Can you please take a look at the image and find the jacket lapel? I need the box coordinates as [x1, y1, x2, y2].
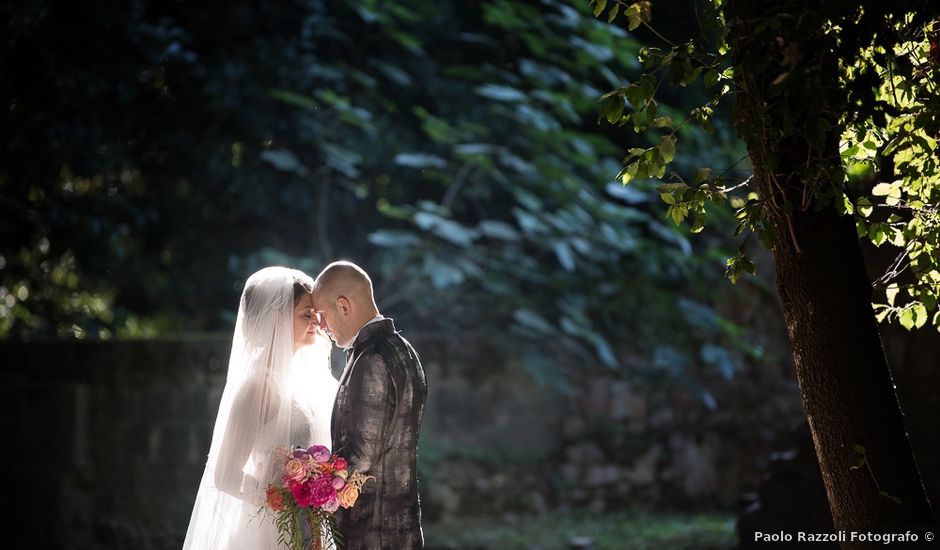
[338, 347, 355, 387]
[336, 318, 396, 388]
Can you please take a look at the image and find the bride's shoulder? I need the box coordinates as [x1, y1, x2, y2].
[230, 374, 285, 411]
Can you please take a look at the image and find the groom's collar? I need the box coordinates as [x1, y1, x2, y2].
[344, 315, 391, 351]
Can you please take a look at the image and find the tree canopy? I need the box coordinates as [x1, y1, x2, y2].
[592, 0, 940, 331]
[3, 0, 759, 398]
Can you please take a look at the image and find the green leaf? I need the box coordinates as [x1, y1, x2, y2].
[602, 95, 625, 124]
[856, 220, 868, 238]
[477, 84, 527, 102]
[856, 196, 873, 218]
[478, 220, 520, 242]
[625, 3, 642, 30]
[638, 74, 656, 102]
[636, 0, 653, 25]
[690, 211, 706, 234]
[659, 135, 677, 164]
[886, 286, 899, 307]
[899, 307, 915, 330]
[724, 253, 756, 284]
[476, 84, 529, 102]
[607, 3, 620, 23]
[643, 99, 658, 126]
[694, 167, 712, 184]
[681, 66, 703, 87]
[649, 158, 666, 179]
[513, 309, 555, 335]
[840, 194, 854, 215]
[868, 223, 887, 247]
[268, 89, 320, 113]
[554, 241, 576, 271]
[841, 145, 859, 160]
[621, 161, 639, 184]
[871, 182, 901, 200]
[368, 230, 421, 248]
[669, 205, 683, 225]
[914, 303, 928, 329]
[593, 0, 608, 18]
[260, 149, 310, 176]
[740, 257, 757, 276]
[394, 153, 447, 169]
[651, 116, 674, 128]
[704, 70, 720, 88]
[626, 147, 648, 160]
[874, 305, 891, 323]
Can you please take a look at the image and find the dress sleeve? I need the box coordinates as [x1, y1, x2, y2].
[213, 379, 274, 501]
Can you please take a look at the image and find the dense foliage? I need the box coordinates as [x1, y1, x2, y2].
[1, 1, 752, 391]
[591, 0, 940, 331]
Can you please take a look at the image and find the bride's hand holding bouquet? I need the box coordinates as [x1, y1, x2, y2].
[263, 444, 372, 550]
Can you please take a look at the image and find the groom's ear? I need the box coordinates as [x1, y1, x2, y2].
[337, 295, 351, 316]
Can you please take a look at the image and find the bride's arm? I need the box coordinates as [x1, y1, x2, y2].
[213, 380, 271, 501]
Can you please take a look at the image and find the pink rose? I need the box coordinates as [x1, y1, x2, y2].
[310, 474, 337, 508]
[283, 457, 307, 483]
[322, 498, 340, 513]
[332, 475, 346, 491]
[291, 479, 315, 508]
[308, 445, 331, 463]
[332, 457, 348, 471]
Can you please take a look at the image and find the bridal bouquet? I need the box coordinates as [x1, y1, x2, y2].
[263, 444, 372, 550]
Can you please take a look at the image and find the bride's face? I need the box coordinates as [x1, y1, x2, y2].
[293, 293, 319, 351]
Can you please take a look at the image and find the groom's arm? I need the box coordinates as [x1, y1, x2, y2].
[342, 353, 397, 475]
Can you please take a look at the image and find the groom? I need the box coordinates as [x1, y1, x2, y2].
[312, 261, 428, 550]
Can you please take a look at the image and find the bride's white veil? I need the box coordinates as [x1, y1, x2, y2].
[183, 266, 337, 550]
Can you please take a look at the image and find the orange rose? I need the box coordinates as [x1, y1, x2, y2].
[265, 485, 285, 511]
[338, 485, 361, 508]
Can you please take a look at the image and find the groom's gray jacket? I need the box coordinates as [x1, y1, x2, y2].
[331, 317, 427, 550]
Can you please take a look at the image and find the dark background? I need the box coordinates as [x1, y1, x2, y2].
[2, 0, 937, 548]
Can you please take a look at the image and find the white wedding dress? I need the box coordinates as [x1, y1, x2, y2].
[183, 268, 338, 550]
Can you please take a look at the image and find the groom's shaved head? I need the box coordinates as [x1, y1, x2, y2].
[314, 261, 375, 305]
[312, 261, 380, 348]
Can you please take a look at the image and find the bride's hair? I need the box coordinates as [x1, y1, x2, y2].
[242, 272, 315, 322]
[292, 275, 315, 304]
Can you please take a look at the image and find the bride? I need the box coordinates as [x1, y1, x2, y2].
[183, 267, 338, 549]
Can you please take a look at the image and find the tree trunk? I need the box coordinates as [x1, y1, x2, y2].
[726, 0, 935, 542]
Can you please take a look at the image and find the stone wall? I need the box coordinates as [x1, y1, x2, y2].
[0, 335, 806, 549]
[419, 343, 806, 521]
[2, 338, 231, 549]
